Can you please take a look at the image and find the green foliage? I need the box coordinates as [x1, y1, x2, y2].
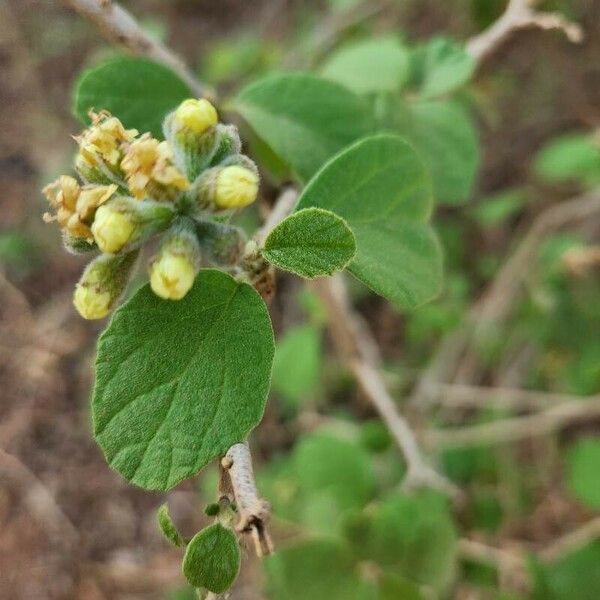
[565, 437, 600, 509]
[271, 324, 322, 408]
[234, 73, 372, 182]
[182, 523, 241, 593]
[412, 37, 475, 99]
[394, 100, 480, 204]
[469, 188, 527, 226]
[157, 503, 185, 547]
[74, 57, 192, 137]
[263, 208, 356, 278]
[92, 270, 274, 490]
[294, 433, 377, 512]
[320, 36, 410, 95]
[265, 538, 366, 600]
[297, 134, 442, 308]
[343, 491, 458, 593]
[376, 574, 425, 600]
[533, 133, 600, 187]
[359, 420, 392, 454]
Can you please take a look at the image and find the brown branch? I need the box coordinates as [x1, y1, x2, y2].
[59, 0, 206, 97]
[221, 443, 273, 557]
[467, 0, 583, 63]
[540, 517, 600, 563]
[426, 395, 600, 448]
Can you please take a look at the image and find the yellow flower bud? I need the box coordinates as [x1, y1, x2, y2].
[150, 254, 196, 300]
[91, 204, 136, 254]
[73, 283, 112, 320]
[214, 166, 259, 209]
[174, 99, 218, 135]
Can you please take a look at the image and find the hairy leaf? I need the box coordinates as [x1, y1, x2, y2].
[74, 57, 192, 137]
[297, 134, 442, 308]
[93, 269, 274, 491]
[157, 503, 184, 547]
[234, 73, 371, 182]
[182, 523, 241, 593]
[264, 208, 356, 278]
[320, 36, 410, 95]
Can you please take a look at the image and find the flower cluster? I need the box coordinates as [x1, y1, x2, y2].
[43, 99, 259, 319]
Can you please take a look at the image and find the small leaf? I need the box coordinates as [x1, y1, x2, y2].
[565, 437, 600, 509]
[297, 134, 442, 308]
[93, 269, 274, 491]
[234, 72, 371, 182]
[157, 503, 184, 547]
[264, 208, 356, 278]
[182, 523, 241, 593]
[320, 36, 410, 95]
[414, 37, 475, 99]
[74, 57, 193, 137]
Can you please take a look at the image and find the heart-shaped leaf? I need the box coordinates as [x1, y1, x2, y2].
[297, 134, 442, 308]
[183, 523, 241, 593]
[264, 208, 356, 278]
[93, 269, 274, 491]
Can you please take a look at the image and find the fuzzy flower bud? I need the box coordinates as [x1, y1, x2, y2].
[121, 134, 190, 201]
[174, 99, 218, 135]
[149, 222, 200, 300]
[91, 196, 175, 254]
[214, 166, 259, 209]
[73, 251, 138, 320]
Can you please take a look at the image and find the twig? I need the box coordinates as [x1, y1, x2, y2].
[59, 0, 205, 97]
[426, 395, 600, 448]
[221, 443, 273, 557]
[467, 0, 583, 63]
[540, 517, 600, 562]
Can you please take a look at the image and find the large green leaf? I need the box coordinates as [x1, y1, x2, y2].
[264, 208, 356, 278]
[297, 134, 442, 308]
[565, 437, 600, 509]
[234, 73, 372, 182]
[182, 523, 241, 593]
[92, 269, 274, 491]
[395, 100, 479, 205]
[320, 36, 410, 95]
[74, 56, 192, 137]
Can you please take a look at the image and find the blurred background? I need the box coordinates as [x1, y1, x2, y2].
[1, 0, 599, 599]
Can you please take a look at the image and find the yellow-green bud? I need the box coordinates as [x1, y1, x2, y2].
[73, 251, 138, 320]
[73, 284, 112, 320]
[92, 204, 136, 254]
[214, 166, 259, 209]
[174, 99, 218, 135]
[150, 254, 196, 300]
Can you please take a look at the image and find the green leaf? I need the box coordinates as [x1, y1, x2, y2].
[92, 269, 274, 491]
[264, 208, 356, 278]
[377, 574, 425, 600]
[234, 72, 371, 182]
[396, 100, 479, 205]
[320, 36, 410, 95]
[533, 133, 600, 187]
[272, 324, 322, 408]
[297, 134, 442, 308]
[157, 503, 185, 547]
[74, 57, 193, 137]
[182, 523, 241, 593]
[414, 37, 475, 99]
[342, 491, 458, 594]
[469, 188, 526, 226]
[265, 538, 366, 600]
[294, 433, 376, 511]
[565, 437, 600, 509]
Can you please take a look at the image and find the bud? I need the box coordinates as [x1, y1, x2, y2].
[73, 250, 138, 319]
[91, 196, 175, 254]
[120, 134, 190, 201]
[173, 99, 218, 135]
[195, 219, 245, 266]
[215, 166, 259, 209]
[149, 222, 200, 300]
